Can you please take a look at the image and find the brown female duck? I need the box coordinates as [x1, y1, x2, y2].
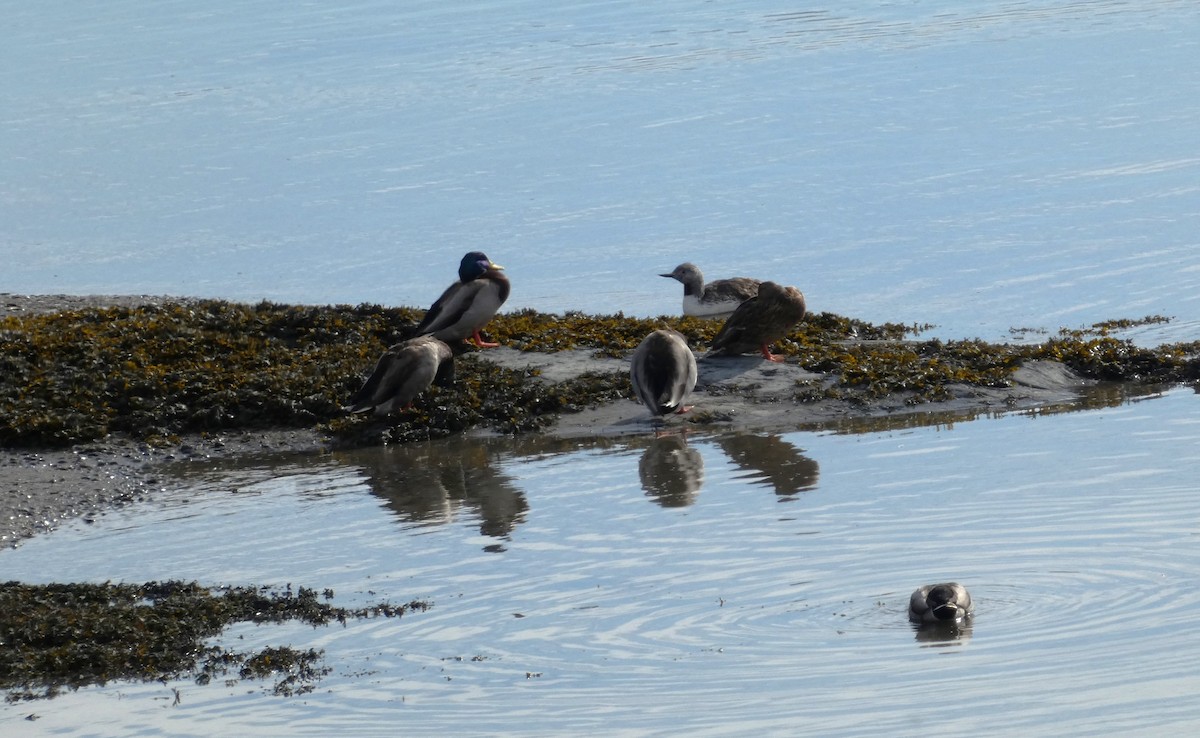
[706, 281, 806, 362]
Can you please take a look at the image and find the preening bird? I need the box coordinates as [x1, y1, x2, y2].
[630, 328, 698, 418]
[706, 281, 806, 362]
[660, 262, 761, 318]
[345, 335, 456, 416]
[416, 251, 510, 347]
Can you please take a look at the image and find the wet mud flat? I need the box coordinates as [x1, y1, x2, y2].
[0, 353, 1090, 545]
[485, 347, 1098, 438]
[3, 293, 1198, 547]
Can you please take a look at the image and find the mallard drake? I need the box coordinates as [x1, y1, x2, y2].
[630, 328, 698, 417]
[660, 262, 761, 318]
[908, 583, 973, 624]
[345, 335, 456, 416]
[706, 281, 806, 362]
[416, 251, 510, 347]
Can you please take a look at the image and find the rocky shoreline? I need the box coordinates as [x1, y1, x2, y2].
[1, 295, 335, 545]
[1, 293, 1190, 547]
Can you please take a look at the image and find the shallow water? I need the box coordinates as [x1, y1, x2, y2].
[3, 388, 1200, 736]
[4, 1, 1200, 735]
[5, 0, 1200, 341]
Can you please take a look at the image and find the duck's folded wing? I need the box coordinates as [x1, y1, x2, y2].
[709, 315, 751, 352]
[345, 342, 433, 412]
[415, 281, 466, 334]
[659, 340, 696, 409]
[345, 350, 398, 413]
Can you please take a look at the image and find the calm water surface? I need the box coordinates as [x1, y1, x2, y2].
[4, 0, 1199, 341]
[3, 388, 1200, 736]
[4, 1, 1200, 735]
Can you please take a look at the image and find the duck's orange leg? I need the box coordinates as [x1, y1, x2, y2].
[760, 343, 785, 362]
[471, 330, 500, 348]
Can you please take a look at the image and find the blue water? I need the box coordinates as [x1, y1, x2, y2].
[3, 1, 1200, 735]
[3, 389, 1200, 736]
[4, 0, 1199, 341]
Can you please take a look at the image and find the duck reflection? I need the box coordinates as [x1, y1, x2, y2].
[336, 437, 527, 541]
[715, 434, 819, 497]
[639, 434, 704, 507]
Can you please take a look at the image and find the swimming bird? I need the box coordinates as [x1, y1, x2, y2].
[706, 281, 806, 362]
[660, 262, 761, 318]
[630, 328, 698, 418]
[345, 335, 456, 416]
[416, 251, 510, 347]
[908, 583, 973, 625]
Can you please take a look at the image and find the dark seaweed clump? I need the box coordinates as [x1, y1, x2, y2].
[0, 301, 639, 448]
[1, 300, 1197, 448]
[793, 316, 1200, 405]
[0, 301, 403, 447]
[0, 581, 429, 701]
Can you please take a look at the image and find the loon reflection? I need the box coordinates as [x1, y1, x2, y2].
[912, 617, 974, 646]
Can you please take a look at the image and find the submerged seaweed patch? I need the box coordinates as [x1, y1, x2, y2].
[1, 301, 1197, 448]
[0, 581, 429, 701]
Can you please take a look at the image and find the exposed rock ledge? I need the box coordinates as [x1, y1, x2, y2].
[0, 293, 1177, 546]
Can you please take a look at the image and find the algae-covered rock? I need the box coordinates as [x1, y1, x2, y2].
[1, 299, 1197, 449]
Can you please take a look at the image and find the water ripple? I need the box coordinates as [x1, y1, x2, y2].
[5, 392, 1200, 735]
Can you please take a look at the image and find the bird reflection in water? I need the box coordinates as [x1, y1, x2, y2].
[336, 438, 527, 548]
[639, 433, 704, 507]
[912, 619, 974, 647]
[715, 434, 820, 497]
